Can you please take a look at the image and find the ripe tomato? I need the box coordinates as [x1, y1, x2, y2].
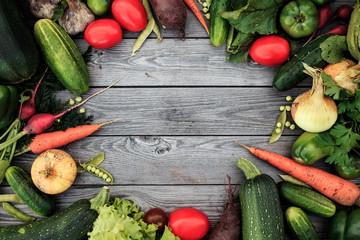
[111, 0, 147, 32]
[249, 35, 290, 66]
[143, 208, 168, 233]
[168, 208, 210, 240]
[84, 19, 122, 49]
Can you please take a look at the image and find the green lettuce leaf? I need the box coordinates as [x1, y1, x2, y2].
[160, 226, 180, 240]
[221, 0, 286, 35]
[88, 198, 157, 240]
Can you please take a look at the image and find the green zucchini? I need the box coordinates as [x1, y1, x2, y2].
[0, 200, 97, 240]
[285, 206, 319, 240]
[273, 33, 333, 91]
[238, 157, 285, 240]
[278, 181, 336, 217]
[0, 0, 39, 84]
[5, 166, 55, 217]
[328, 210, 347, 240]
[210, 0, 231, 47]
[347, 2, 360, 61]
[33, 19, 89, 95]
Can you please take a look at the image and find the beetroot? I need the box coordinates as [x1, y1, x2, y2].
[208, 176, 241, 240]
[149, 0, 187, 37]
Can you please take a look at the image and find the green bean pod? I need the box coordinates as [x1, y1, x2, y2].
[2, 202, 35, 223]
[347, 2, 360, 61]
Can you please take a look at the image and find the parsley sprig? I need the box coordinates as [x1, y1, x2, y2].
[313, 73, 360, 167]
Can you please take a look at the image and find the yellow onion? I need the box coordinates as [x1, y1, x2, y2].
[291, 63, 338, 133]
[323, 59, 360, 94]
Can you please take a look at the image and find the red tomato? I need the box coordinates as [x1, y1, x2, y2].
[168, 208, 210, 240]
[249, 35, 290, 66]
[111, 0, 147, 32]
[84, 19, 122, 49]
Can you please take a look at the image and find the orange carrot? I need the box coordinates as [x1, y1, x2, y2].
[19, 119, 121, 155]
[235, 141, 360, 206]
[183, 0, 209, 35]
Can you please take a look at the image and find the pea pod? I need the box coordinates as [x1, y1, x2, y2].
[81, 163, 114, 185]
[269, 109, 286, 144]
[2, 202, 35, 223]
[347, 1, 360, 61]
[77, 152, 105, 173]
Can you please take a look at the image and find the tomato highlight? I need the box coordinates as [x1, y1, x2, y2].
[111, 0, 147, 32]
[84, 19, 123, 49]
[249, 35, 290, 66]
[168, 207, 210, 240]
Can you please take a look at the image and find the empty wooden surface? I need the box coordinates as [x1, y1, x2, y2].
[1, 0, 359, 239]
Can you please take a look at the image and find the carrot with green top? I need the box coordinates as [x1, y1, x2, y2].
[183, 0, 209, 34]
[235, 141, 360, 206]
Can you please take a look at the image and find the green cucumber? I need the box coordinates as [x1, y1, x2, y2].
[238, 158, 285, 240]
[0, 200, 97, 240]
[278, 181, 336, 217]
[0, 0, 39, 84]
[5, 166, 55, 217]
[210, 0, 231, 47]
[33, 19, 89, 95]
[285, 206, 319, 240]
[273, 33, 334, 91]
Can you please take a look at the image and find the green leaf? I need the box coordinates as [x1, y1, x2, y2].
[227, 32, 256, 63]
[330, 124, 360, 152]
[320, 35, 347, 64]
[324, 147, 350, 166]
[312, 132, 335, 156]
[221, 0, 286, 35]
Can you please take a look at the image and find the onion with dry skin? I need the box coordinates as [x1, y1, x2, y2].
[291, 63, 338, 133]
[28, 0, 61, 19]
[323, 59, 360, 94]
[31, 149, 77, 195]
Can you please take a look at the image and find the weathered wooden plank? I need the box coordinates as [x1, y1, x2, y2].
[0, 185, 332, 239]
[55, 87, 306, 135]
[13, 136, 359, 187]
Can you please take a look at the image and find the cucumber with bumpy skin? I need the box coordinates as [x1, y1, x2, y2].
[34, 19, 89, 95]
[285, 206, 319, 240]
[273, 33, 333, 91]
[210, 0, 231, 47]
[278, 181, 336, 217]
[5, 166, 55, 217]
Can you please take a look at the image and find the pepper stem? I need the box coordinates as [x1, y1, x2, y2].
[237, 157, 262, 179]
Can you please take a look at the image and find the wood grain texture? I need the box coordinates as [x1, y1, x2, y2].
[55, 87, 306, 135]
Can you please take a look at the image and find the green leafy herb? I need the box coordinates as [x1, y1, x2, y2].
[160, 226, 180, 240]
[320, 35, 347, 64]
[227, 31, 256, 63]
[314, 74, 360, 167]
[221, 0, 286, 35]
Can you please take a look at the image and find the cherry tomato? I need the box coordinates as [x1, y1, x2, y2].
[111, 0, 147, 32]
[143, 208, 168, 233]
[84, 19, 122, 49]
[168, 208, 210, 240]
[249, 35, 290, 66]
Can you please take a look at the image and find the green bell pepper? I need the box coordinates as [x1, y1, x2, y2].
[328, 209, 360, 240]
[291, 132, 330, 165]
[279, 0, 319, 38]
[0, 85, 19, 130]
[334, 154, 360, 179]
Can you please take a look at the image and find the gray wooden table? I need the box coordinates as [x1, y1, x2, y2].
[1, 0, 359, 239]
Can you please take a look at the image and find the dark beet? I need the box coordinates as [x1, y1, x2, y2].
[208, 176, 241, 240]
[149, 0, 187, 38]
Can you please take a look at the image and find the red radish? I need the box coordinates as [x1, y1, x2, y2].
[235, 141, 360, 206]
[326, 25, 348, 35]
[334, 5, 353, 20]
[17, 119, 121, 155]
[303, 4, 332, 46]
[0, 78, 122, 152]
[20, 68, 48, 120]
